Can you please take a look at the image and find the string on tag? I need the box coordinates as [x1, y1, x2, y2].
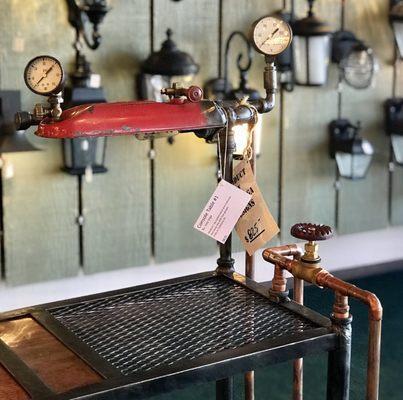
[241, 100, 259, 162]
[217, 106, 230, 181]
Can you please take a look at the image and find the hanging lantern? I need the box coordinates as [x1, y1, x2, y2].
[385, 98, 403, 165]
[390, 1, 403, 57]
[138, 29, 199, 101]
[271, 10, 295, 91]
[329, 119, 374, 179]
[292, 0, 332, 86]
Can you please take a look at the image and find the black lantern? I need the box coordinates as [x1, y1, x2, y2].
[205, 31, 263, 157]
[66, 0, 110, 50]
[329, 119, 374, 179]
[385, 98, 403, 165]
[292, 0, 332, 86]
[138, 29, 199, 101]
[390, 0, 403, 57]
[271, 9, 294, 91]
[64, 0, 109, 179]
[63, 54, 107, 178]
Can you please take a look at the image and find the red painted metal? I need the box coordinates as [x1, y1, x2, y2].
[36, 100, 225, 139]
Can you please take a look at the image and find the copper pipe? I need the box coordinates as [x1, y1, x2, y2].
[244, 371, 254, 400]
[262, 249, 383, 400]
[293, 277, 304, 400]
[315, 273, 382, 321]
[272, 264, 287, 293]
[244, 127, 256, 400]
[333, 292, 350, 320]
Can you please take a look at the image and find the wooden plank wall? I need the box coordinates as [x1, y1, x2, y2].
[81, 0, 151, 273]
[281, 0, 340, 242]
[0, 0, 400, 285]
[338, 0, 393, 234]
[1, 1, 79, 285]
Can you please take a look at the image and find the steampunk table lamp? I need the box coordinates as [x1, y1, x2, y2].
[8, 17, 382, 400]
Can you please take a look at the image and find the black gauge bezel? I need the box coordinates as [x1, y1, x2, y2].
[24, 55, 65, 96]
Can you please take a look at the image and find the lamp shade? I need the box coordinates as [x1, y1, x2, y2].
[138, 29, 199, 101]
[292, 2, 332, 86]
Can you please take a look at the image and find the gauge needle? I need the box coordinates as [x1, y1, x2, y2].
[261, 28, 280, 46]
[33, 63, 56, 88]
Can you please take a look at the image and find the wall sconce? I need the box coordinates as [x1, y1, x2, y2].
[66, 0, 110, 50]
[390, 0, 403, 57]
[385, 98, 403, 165]
[332, 31, 376, 90]
[64, 0, 109, 181]
[137, 29, 199, 101]
[329, 119, 374, 179]
[204, 31, 263, 158]
[0, 91, 39, 179]
[292, 0, 332, 86]
[271, 9, 294, 92]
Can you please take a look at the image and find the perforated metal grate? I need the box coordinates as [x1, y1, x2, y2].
[50, 276, 318, 376]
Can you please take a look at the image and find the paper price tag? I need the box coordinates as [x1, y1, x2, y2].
[233, 160, 279, 255]
[194, 180, 252, 244]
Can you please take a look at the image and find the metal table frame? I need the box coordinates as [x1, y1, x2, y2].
[0, 270, 339, 400]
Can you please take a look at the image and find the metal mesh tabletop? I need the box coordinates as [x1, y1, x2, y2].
[49, 276, 319, 376]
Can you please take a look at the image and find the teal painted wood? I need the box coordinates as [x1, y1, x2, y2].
[391, 60, 403, 226]
[3, 138, 80, 285]
[153, 0, 219, 263]
[222, 0, 282, 252]
[1, 1, 79, 285]
[82, 0, 151, 273]
[338, 0, 393, 234]
[281, 0, 340, 243]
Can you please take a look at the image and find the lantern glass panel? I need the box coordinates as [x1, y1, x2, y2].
[63, 137, 106, 172]
[335, 152, 372, 179]
[393, 20, 403, 57]
[293, 35, 331, 85]
[391, 134, 403, 164]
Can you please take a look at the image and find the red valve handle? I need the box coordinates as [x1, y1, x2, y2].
[290, 223, 333, 242]
[186, 86, 203, 102]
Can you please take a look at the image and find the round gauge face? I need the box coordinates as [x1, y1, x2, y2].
[251, 16, 292, 56]
[24, 55, 65, 95]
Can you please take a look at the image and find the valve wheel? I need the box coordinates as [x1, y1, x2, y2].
[290, 223, 333, 242]
[186, 86, 203, 102]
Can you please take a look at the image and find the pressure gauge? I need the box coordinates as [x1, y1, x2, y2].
[24, 55, 65, 96]
[251, 16, 292, 56]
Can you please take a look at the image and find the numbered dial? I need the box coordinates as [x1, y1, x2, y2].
[251, 16, 292, 56]
[24, 55, 65, 95]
